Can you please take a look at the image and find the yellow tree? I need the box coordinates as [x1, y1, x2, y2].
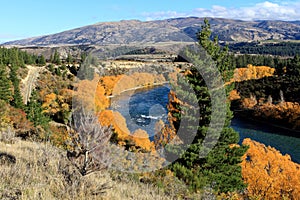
[242, 138, 300, 199]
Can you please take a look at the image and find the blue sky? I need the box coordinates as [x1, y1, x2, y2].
[1, 0, 300, 43]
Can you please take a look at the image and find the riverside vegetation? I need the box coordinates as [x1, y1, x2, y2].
[0, 19, 300, 199]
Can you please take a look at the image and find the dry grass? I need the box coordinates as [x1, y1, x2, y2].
[0, 139, 173, 200]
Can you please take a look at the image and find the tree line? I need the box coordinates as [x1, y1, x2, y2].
[228, 41, 300, 56]
[0, 47, 46, 66]
[235, 55, 300, 103]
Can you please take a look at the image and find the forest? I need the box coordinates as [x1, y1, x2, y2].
[228, 41, 300, 56]
[233, 55, 300, 131]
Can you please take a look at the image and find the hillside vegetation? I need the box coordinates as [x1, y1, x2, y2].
[0, 139, 171, 200]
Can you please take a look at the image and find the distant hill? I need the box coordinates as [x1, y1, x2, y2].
[3, 17, 300, 47]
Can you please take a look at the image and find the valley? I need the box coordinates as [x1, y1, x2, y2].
[0, 16, 300, 199]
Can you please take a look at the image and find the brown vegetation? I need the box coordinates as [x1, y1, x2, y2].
[0, 139, 171, 200]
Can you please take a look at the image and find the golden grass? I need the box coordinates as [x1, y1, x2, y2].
[0, 139, 172, 199]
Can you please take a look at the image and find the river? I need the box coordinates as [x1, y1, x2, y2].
[111, 85, 300, 163]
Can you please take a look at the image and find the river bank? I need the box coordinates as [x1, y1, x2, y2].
[233, 110, 300, 138]
[108, 81, 169, 98]
[231, 116, 300, 163]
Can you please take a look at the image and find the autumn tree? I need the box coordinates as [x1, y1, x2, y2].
[41, 89, 72, 124]
[8, 106, 33, 136]
[242, 138, 300, 199]
[73, 74, 110, 112]
[154, 119, 177, 150]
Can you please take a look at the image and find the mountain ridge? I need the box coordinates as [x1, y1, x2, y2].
[3, 17, 300, 46]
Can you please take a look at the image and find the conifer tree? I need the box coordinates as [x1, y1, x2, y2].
[37, 55, 46, 66]
[26, 90, 50, 128]
[77, 54, 98, 80]
[0, 65, 13, 103]
[52, 50, 61, 65]
[66, 53, 73, 64]
[287, 54, 300, 76]
[169, 19, 248, 193]
[9, 65, 24, 109]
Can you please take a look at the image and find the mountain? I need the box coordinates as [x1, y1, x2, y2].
[3, 17, 300, 46]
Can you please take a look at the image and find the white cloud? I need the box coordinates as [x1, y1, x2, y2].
[142, 1, 300, 21]
[142, 11, 186, 21]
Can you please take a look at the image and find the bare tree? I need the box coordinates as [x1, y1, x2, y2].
[67, 107, 112, 176]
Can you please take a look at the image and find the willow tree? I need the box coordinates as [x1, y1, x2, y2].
[168, 19, 248, 193]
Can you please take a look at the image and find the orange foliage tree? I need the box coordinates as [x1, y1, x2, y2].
[41, 89, 73, 123]
[99, 75, 123, 95]
[154, 120, 177, 149]
[253, 102, 300, 130]
[49, 124, 69, 149]
[73, 74, 110, 112]
[98, 110, 155, 152]
[98, 110, 131, 142]
[241, 138, 300, 199]
[99, 73, 166, 96]
[231, 64, 275, 82]
[8, 106, 33, 134]
[132, 129, 155, 152]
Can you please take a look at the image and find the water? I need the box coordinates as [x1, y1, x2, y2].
[111, 85, 300, 163]
[232, 117, 300, 163]
[110, 85, 170, 140]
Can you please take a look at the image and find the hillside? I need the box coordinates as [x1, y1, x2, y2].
[0, 139, 172, 200]
[3, 17, 300, 46]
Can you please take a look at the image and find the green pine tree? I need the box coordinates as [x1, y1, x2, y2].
[287, 54, 300, 76]
[26, 90, 50, 129]
[168, 19, 248, 193]
[66, 53, 73, 64]
[9, 65, 24, 109]
[37, 55, 46, 66]
[77, 54, 97, 80]
[0, 65, 13, 103]
[52, 50, 61, 65]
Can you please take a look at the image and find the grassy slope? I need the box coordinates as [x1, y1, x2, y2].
[0, 139, 171, 200]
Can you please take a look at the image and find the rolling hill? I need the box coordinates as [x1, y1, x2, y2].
[3, 17, 300, 47]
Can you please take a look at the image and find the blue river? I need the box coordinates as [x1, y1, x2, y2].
[111, 85, 300, 163]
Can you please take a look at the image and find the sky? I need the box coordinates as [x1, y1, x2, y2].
[1, 0, 300, 43]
